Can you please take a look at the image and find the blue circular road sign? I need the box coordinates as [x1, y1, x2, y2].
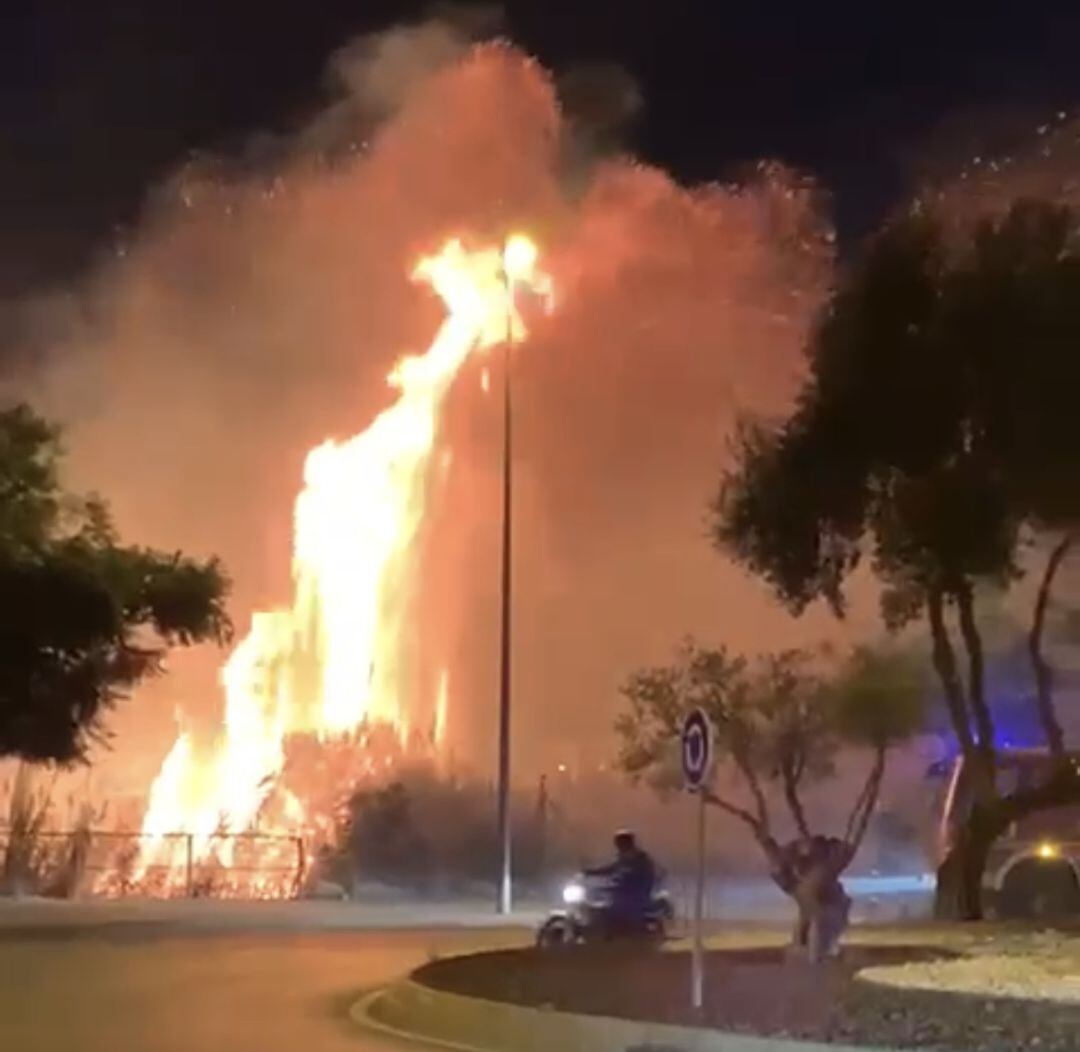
[681, 708, 713, 789]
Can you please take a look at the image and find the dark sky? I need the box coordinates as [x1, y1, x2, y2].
[5, 1, 1080, 297]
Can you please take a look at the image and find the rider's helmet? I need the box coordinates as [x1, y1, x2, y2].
[614, 829, 637, 853]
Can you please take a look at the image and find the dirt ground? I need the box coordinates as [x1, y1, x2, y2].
[415, 925, 1080, 1051]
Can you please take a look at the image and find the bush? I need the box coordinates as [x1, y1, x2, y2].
[323, 767, 569, 896]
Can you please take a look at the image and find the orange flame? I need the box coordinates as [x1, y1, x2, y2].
[132, 235, 551, 891]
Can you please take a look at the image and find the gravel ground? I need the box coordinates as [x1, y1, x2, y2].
[415, 927, 1080, 1051]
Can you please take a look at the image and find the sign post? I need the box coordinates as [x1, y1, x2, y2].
[680, 708, 713, 1013]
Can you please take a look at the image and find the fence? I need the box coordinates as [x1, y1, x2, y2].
[0, 828, 306, 899]
[662, 872, 934, 924]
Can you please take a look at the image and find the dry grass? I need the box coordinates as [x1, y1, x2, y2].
[863, 926, 1080, 1001]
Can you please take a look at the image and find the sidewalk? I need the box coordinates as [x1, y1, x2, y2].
[0, 895, 544, 932]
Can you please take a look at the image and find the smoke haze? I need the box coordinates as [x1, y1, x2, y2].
[2, 16, 849, 808]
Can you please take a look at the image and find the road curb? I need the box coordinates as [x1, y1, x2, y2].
[350, 977, 900, 1052]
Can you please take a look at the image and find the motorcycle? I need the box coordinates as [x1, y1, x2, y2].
[536, 871, 674, 948]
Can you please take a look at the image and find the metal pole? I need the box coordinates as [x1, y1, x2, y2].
[295, 836, 306, 898]
[496, 243, 514, 915]
[536, 774, 548, 879]
[691, 787, 706, 1011]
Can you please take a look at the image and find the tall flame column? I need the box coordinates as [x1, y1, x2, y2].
[128, 237, 551, 897]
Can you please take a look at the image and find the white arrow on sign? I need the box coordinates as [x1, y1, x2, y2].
[680, 707, 713, 789]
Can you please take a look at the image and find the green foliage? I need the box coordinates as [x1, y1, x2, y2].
[0, 404, 232, 764]
[716, 199, 1080, 628]
[0, 405, 64, 553]
[616, 641, 924, 798]
[826, 646, 927, 748]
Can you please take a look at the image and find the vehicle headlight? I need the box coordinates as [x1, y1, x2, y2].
[562, 882, 585, 905]
[1037, 841, 1061, 860]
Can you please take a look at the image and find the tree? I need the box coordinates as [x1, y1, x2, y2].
[616, 642, 924, 953]
[715, 200, 1080, 918]
[0, 404, 231, 763]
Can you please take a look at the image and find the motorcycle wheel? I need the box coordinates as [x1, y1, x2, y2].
[536, 916, 577, 949]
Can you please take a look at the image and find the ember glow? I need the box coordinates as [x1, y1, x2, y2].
[127, 235, 551, 894]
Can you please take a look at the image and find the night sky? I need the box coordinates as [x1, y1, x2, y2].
[5, 2, 1080, 297]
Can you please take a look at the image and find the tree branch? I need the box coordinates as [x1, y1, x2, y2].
[792, 751, 806, 786]
[700, 788, 787, 883]
[730, 734, 771, 834]
[1029, 532, 1073, 760]
[927, 586, 976, 756]
[844, 744, 886, 854]
[700, 788, 764, 835]
[842, 762, 875, 844]
[780, 756, 811, 838]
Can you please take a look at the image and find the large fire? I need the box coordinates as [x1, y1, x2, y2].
[126, 235, 551, 895]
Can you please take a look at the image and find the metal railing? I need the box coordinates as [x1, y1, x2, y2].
[0, 828, 306, 899]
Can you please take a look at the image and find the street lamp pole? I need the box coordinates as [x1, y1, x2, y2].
[496, 241, 515, 916]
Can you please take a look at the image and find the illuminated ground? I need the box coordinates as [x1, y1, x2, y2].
[8, 900, 1080, 1051]
[0, 884, 929, 1052]
[0, 900, 533, 1052]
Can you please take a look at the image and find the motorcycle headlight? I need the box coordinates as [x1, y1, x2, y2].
[562, 882, 585, 905]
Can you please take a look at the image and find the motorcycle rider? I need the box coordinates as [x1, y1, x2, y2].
[584, 829, 657, 932]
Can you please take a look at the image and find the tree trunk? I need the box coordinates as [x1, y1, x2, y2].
[927, 587, 976, 756]
[933, 808, 997, 920]
[770, 841, 851, 961]
[1029, 532, 1073, 759]
[956, 581, 995, 757]
[785, 870, 850, 962]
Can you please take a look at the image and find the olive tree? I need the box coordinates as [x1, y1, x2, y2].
[617, 642, 924, 954]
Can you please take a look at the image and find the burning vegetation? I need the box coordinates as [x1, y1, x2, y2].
[129, 236, 552, 895]
[1, 24, 830, 898]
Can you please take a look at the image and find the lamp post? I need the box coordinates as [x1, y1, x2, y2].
[496, 240, 515, 915]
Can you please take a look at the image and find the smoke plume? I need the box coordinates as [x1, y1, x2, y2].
[2, 16, 838, 799]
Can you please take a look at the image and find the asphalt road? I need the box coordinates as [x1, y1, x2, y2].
[0, 879, 932, 1052]
[0, 903, 533, 1052]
